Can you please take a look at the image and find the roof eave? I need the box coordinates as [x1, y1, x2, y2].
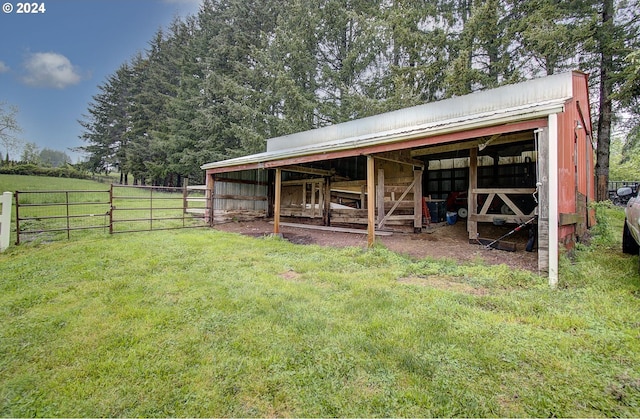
[201, 100, 566, 171]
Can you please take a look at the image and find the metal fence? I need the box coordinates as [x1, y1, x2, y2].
[13, 184, 210, 244]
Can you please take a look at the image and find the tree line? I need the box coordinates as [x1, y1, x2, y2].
[77, 0, 639, 198]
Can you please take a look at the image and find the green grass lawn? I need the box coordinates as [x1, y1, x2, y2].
[1, 177, 639, 417]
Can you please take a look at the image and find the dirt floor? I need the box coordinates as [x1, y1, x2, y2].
[212, 218, 539, 272]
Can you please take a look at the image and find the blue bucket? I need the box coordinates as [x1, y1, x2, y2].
[446, 211, 458, 225]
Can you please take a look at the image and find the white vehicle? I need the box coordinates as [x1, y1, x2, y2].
[623, 187, 640, 272]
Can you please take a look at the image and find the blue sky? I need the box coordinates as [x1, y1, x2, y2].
[0, 0, 202, 162]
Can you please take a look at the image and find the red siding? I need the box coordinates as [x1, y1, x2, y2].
[557, 72, 595, 245]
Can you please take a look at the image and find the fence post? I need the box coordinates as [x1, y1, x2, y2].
[0, 191, 12, 252]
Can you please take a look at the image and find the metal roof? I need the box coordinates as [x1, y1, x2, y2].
[202, 71, 579, 171]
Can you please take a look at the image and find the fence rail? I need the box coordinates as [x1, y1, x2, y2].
[13, 184, 210, 244]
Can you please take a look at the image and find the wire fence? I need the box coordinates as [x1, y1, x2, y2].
[14, 184, 210, 244]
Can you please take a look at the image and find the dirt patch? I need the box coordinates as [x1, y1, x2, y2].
[212, 218, 539, 272]
[279, 270, 302, 281]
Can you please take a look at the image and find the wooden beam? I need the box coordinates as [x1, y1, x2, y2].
[472, 188, 536, 194]
[469, 214, 537, 223]
[207, 173, 215, 226]
[282, 165, 334, 177]
[323, 177, 331, 226]
[271, 221, 393, 236]
[559, 213, 584, 226]
[212, 194, 267, 201]
[536, 127, 550, 277]
[411, 131, 534, 157]
[468, 147, 478, 241]
[204, 118, 548, 174]
[282, 178, 325, 186]
[376, 168, 385, 226]
[378, 177, 417, 229]
[414, 169, 423, 231]
[274, 168, 282, 235]
[367, 156, 376, 247]
[374, 153, 424, 169]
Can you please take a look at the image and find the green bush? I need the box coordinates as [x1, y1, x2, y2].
[0, 164, 90, 179]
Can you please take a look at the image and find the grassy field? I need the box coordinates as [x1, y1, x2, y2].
[1, 176, 639, 417]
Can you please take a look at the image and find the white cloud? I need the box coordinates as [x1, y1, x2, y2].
[163, 0, 200, 4]
[162, 0, 201, 13]
[21, 52, 82, 89]
[0, 61, 9, 73]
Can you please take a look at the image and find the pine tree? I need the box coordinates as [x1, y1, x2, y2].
[78, 63, 134, 182]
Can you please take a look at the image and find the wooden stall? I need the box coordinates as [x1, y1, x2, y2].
[202, 71, 595, 285]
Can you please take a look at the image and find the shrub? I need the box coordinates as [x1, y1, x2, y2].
[0, 164, 90, 180]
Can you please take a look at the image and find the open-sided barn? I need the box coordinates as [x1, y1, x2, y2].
[201, 71, 595, 286]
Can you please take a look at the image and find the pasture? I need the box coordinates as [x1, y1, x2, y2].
[0, 175, 639, 417]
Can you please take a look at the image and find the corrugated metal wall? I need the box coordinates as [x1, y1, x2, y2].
[213, 170, 268, 212]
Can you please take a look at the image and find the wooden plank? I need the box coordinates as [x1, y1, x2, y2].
[376, 168, 385, 226]
[274, 168, 281, 234]
[324, 177, 331, 226]
[374, 153, 424, 169]
[282, 165, 334, 177]
[497, 193, 525, 216]
[468, 147, 478, 240]
[472, 188, 537, 194]
[333, 180, 367, 188]
[311, 181, 316, 218]
[469, 214, 536, 224]
[212, 194, 268, 201]
[537, 127, 549, 275]
[479, 192, 495, 215]
[411, 131, 534, 157]
[414, 169, 423, 230]
[367, 156, 376, 247]
[559, 212, 584, 226]
[207, 174, 215, 226]
[283, 178, 325, 186]
[473, 238, 517, 252]
[271, 221, 393, 236]
[378, 177, 416, 228]
[384, 185, 415, 194]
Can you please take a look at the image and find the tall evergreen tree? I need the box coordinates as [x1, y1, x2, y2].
[78, 63, 134, 182]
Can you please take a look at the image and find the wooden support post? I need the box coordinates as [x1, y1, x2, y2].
[413, 168, 423, 231]
[468, 147, 478, 240]
[367, 156, 376, 247]
[323, 177, 331, 226]
[274, 168, 282, 235]
[302, 181, 307, 214]
[376, 168, 385, 227]
[206, 173, 215, 226]
[537, 128, 550, 276]
[310, 181, 316, 218]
